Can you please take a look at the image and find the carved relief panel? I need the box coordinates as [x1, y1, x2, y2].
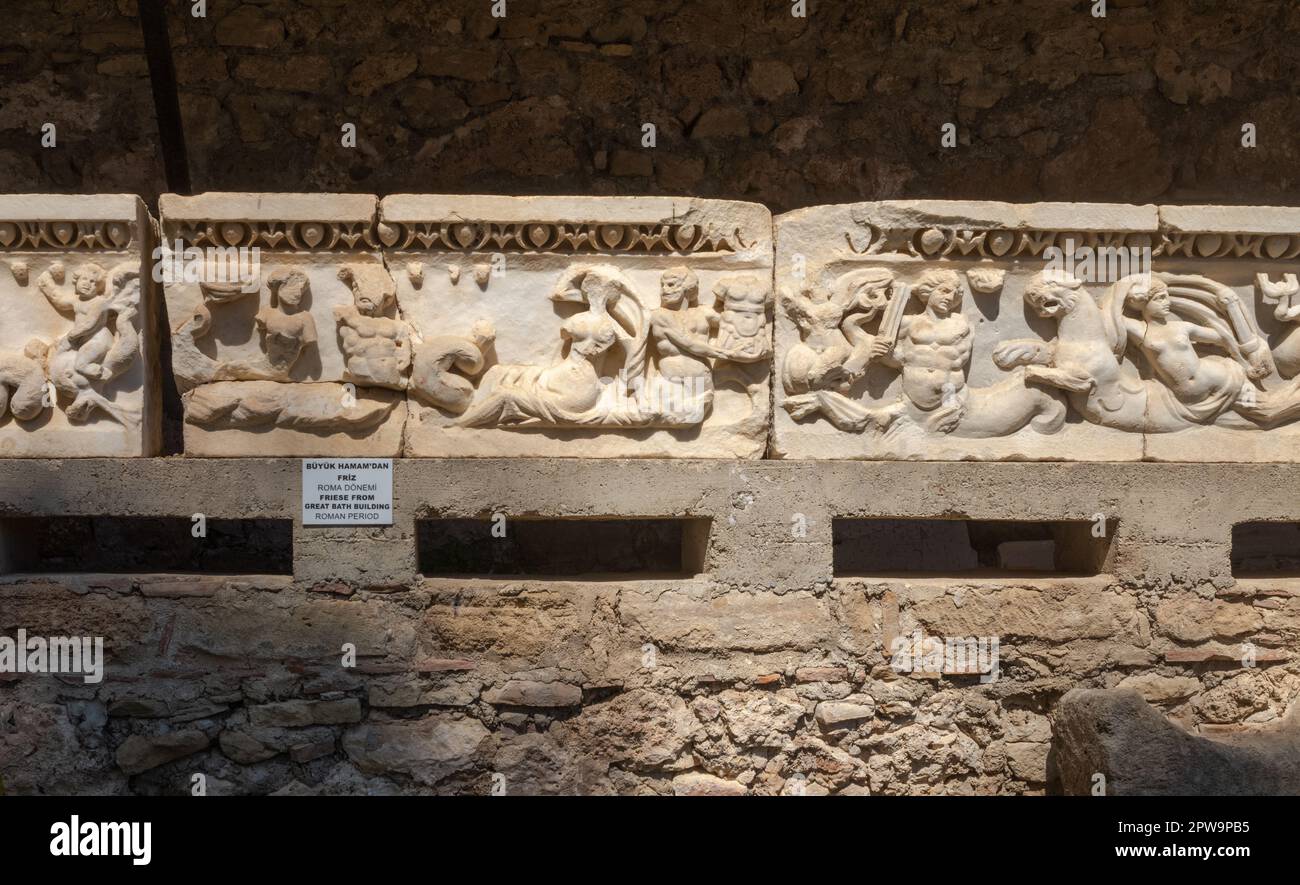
[159, 194, 406, 456]
[0, 195, 160, 457]
[1146, 205, 1300, 461]
[381, 195, 773, 457]
[774, 201, 1300, 461]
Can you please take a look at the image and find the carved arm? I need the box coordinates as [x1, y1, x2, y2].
[36, 262, 76, 316]
[651, 313, 731, 361]
[992, 337, 1056, 370]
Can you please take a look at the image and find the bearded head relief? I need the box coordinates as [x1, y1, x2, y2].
[660, 266, 699, 308]
[966, 267, 1006, 295]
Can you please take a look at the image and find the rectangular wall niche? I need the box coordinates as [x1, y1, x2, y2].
[832, 518, 1114, 577]
[417, 517, 711, 579]
[1231, 521, 1300, 577]
[0, 516, 292, 576]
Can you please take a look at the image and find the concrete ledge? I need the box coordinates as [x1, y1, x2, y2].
[0, 459, 1297, 590]
[1, 460, 1296, 795]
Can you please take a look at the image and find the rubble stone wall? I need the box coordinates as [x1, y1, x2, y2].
[2, 459, 1296, 795]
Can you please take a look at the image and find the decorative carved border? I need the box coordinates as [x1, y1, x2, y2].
[1161, 231, 1300, 260]
[160, 218, 748, 255]
[846, 224, 1155, 259]
[377, 220, 748, 254]
[161, 220, 383, 252]
[0, 220, 140, 252]
[848, 224, 1300, 261]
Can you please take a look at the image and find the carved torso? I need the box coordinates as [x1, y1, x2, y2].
[895, 311, 972, 411]
[335, 306, 411, 388]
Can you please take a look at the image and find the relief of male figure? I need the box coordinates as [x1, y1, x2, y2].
[333, 265, 411, 390]
[858, 268, 1065, 438]
[646, 267, 728, 421]
[869, 269, 973, 432]
[646, 267, 771, 423]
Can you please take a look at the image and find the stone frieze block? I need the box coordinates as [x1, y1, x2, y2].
[159, 193, 405, 457]
[0, 194, 160, 457]
[774, 200, 1300, 461]
[382, 195, 773, 457]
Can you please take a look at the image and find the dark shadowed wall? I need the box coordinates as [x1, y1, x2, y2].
[4, 0, 1299, 208]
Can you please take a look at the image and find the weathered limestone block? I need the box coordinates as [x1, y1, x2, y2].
[617, 587, 834, 653]
[247, 698, 362, 727]
[483, 679, 583, 708]
[381, 195, 773, 457]
[1053, 688, 1300, 795]
[672, 771, 748, 796]
[342, 715, 489, 785]
[158, 193, 405, 456]
[0, 195, 160, 456]
[774, 200, 1300, 461]
[115, 729, 210, 775]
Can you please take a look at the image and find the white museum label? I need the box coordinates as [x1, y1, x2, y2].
[301, 459, 393, 526]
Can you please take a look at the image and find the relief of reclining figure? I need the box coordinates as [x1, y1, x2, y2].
[183, 379, 399, 431]
[995, 271, 1300, 432]
[458, 264, 769, 429]
[458, 265, 652, 427]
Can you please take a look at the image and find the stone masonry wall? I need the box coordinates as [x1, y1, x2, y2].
[5, 1, 1300, 209]
[2, 459, 1297, 795]
[1, 1, 164, 199]
[5, 0, 1300, 797]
